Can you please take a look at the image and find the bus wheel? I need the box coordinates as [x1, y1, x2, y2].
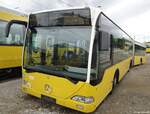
[110, 70, 119, 94]
[128, 60, 133, 72]
[130, 60, 133, 68]
[140, 58, 143, 64]
[113, 75, 118, 88]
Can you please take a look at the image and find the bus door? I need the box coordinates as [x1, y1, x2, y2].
[91, 30, 112, 101]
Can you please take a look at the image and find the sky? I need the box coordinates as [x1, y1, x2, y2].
[0, 0, 150, 43]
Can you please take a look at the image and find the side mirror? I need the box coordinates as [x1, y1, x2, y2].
[5, 20, 27, 37]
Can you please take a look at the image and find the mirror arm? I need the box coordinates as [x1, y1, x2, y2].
[5, 20, 27, 37]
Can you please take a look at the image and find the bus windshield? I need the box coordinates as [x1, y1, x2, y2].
[24, 9, 92, 81]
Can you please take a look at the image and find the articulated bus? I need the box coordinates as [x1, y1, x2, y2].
[6, 7, 134, 113]
[134, 41, 146, 66]
[0, 6, 27, 75]
[145, 42, 150, 53]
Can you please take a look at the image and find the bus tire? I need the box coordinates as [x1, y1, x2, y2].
[110, 70, 119, 94]
[140, 58, 143, 64]
[128, 60, 133, 72]
[130, 60, 133, 68]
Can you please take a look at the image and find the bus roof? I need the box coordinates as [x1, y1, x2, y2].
[30, 6, 100, 15]
[0, 6, 27, 16]
[0, 6, 27, 21]
[135, 41, 146, 48]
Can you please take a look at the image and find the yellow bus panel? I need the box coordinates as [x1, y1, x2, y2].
[0, 11, 27, 21]
[0, 46, 22, 69]
[146, 48, 150, 53]
[134, 56, 146, 66]
[22, 57, 131, 113]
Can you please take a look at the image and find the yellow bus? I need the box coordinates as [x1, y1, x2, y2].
[0, 6, 27, 75]
[145, 42, 150, 53]
[6, 7, 134, 113]
[134, 41, 146, 65]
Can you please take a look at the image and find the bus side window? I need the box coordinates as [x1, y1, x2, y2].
[0, 21, 7, 38]
[98, 31, 112, 81]
[9, 24, 25, 45]
[99, 31, 110, 51]
[91, 30, 112, 83]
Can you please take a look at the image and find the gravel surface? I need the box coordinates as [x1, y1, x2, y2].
[0, 56, 150, 114]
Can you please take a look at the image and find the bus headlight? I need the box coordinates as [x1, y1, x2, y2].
[71, 96, 94, 104]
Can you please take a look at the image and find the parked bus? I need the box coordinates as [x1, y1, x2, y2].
[145, 42, 150, 53]
[0, 6, 27, 75]
[6, 7, 134, 113]
[134, 41, 146, 65]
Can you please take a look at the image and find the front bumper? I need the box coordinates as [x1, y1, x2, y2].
[22, 86, 96, 113]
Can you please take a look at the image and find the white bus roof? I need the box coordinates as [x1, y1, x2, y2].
[0, 6, 27, 16]
[135, 41, 146, 48]
[30, 6, 101, 15]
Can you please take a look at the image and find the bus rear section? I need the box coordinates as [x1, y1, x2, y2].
[146, 48, 150, 53]
[134, 42, 146, 66]
[0, 8, 27, 74]
[145, 42, 150, 53]
[18, 7, 134, 113]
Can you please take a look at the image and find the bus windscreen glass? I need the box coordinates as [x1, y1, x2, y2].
[24, 8, 93, 81]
